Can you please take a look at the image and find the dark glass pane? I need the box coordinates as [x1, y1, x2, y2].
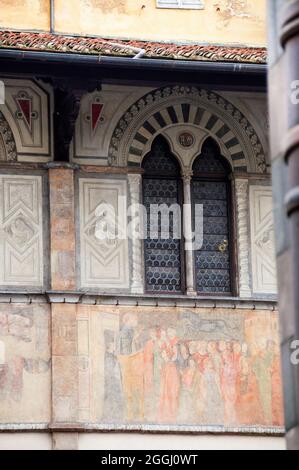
[193, 180, 231, 293]
[142, 137, 182, 293]
[193, 138, 229, 174]
[192, 139, 232, 295]
[142, 136, 180, 175]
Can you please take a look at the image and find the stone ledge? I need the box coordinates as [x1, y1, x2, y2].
[0, 291, 278, 310]
[0, 422, 285, 436]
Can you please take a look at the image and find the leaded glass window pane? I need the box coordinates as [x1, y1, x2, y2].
[192, 138, 232, 294]
[142, 137, 183, 293]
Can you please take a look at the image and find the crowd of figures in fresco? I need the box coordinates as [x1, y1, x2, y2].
[103, 311, 284, 428]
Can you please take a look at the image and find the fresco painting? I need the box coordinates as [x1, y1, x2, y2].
[93, 307, 284, 429]
[0, 303, 51, 423]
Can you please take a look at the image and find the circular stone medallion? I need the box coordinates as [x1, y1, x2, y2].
[178, 131, 194, 148]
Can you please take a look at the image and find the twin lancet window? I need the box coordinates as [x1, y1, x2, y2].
[142, 135, 233, 295]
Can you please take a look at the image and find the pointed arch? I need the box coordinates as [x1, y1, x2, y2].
[109, 86, 267, 174]
[142, 134, 181, 175]
[192, 137, 232, 175]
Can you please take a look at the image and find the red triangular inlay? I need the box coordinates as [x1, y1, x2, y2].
[91, 103, 103, 132]
[17, 98, 31, 129]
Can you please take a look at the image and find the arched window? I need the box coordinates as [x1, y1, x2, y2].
[192, 138, 233, 295]
[142, 136, 183, 293]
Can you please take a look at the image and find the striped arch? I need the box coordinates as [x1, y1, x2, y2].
[108, 87, 267, 174]
[129, 103, 246, 171]
[0, 111, 17, 161]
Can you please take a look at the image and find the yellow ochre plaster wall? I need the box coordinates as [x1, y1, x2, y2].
[0, 0, 266, 46]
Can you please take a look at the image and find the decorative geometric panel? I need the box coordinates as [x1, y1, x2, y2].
[79, 178, 129, 289]
[84, 97, 104, 134]
[192, 180, 231, 294]
[1, 79, 52, 161]
[250, 186, 277, 295]
[0, 174, 43, 287]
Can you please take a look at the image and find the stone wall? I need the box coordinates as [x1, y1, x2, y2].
[0, 78, 283, 449]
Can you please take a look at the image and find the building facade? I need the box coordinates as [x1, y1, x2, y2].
[0, 0, 285, 450]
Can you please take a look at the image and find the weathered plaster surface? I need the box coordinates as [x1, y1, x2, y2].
[0, 0, 49, 31]
[0, 0, 266, 46]
[51, 303, 283, 432]
[0, 303, 51, 424]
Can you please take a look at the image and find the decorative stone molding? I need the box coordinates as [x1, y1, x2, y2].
[0, 173, 44, 287]
[78, 177, 130, 290]
[249, 185, 277, 295]
[0, 291, 278, 309]
[108, 86, 267, 174]
[1, 79, 53, 161]
[181, 168, 196, 296]
[235, 179, 252, 298]
[181, 167, 193, 183]
[0, 112, 17, 161]
[128, 173, 144, 294]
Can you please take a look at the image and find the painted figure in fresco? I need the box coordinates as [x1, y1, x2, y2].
[103, 336, 123, 421]
[105, 311, 283, 429]
[206, 341, 224, 423]
[117, 313, 145, 422]
[118, 313, 139, 355]
[0, 310, 50, 402]
[269, 341, 284, 426]
[208, 341, 222, 376]
[237, 343, 264, 425]
[220, 342, 238, 425]
[177, 342, 195, 422]
[158, 327, 180, 423]
[179, 356, 199, 423]
[235, 342, 251, 423]
[143, 327, 161, 421]
[202, 358, 224, 424]
[252, 341, 273, 425]
[191, 341, 209, 421]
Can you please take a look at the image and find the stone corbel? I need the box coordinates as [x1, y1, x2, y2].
[53, 79, 101, 162]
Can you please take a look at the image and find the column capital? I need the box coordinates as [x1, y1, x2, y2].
[128, 173, 142, 187]
[235, 178, 249, 191]
[181, 168, 193, 182]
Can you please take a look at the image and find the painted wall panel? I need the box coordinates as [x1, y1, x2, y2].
[54, 304, 284, 432]
[0, 303, 51, 425]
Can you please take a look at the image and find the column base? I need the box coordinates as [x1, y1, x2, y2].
[239, 290, 252, 299]
[131, 286, 144, 295]
[186, 289, 197, 297]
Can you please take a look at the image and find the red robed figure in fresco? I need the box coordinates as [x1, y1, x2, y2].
[158, 328, 180, 423]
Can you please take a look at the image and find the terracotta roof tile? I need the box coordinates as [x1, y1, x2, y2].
[0, 31, 267, 64]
